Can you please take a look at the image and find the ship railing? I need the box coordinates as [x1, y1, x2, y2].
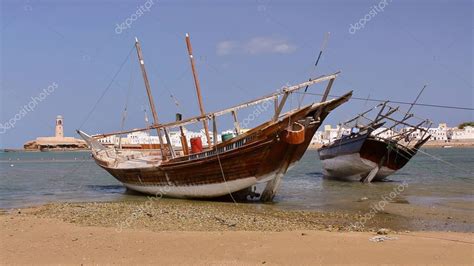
[92, 72, 339, 140]
[187, 135, 254, 161]
[91, 72, 340, 161]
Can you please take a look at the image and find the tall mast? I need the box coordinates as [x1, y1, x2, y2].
[404, 84, 427, 120]
[134, 37, 167, 159]
[185, 33, 212, 148]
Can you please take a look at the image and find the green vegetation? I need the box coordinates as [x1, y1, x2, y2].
[458, 122, 474, 129]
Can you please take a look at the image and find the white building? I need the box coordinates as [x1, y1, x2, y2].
[372, 127, 397, 139]
[310, 122, 474, 144]
[312, 125, 351, 144]
[97, 128, 222, 148]
[450, 126, 474, 140]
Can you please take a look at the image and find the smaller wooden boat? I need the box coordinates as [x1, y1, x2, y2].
[318, 102, 432, 182]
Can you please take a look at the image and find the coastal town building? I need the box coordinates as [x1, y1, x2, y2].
[97, 128, 222, 148]
[398, 123, 474, 142]
[311, 123, 474, 145]
[24, 115, 87, 150]
[95, 122, 474, 149]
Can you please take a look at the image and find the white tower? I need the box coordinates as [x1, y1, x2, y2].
[55, 115, 64, 138]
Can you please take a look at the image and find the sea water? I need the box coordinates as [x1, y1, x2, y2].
[1, 149, 473, 227]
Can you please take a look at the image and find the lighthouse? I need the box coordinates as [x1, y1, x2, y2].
[23, 115, 87, 150]
[55, 115, 64, 138]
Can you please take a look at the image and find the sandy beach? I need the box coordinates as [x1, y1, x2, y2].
[1, 201, 473, 264]
[1, 214, 472, 264]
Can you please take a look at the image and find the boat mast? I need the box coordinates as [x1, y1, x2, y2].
[185, 33, 212, 148]
[92, 72, 341, 139]
[134, 37, 167, 159]
[404, 84, 427, 120]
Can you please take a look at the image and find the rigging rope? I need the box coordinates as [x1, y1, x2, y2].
[382, 139, 473, 178]
[294, 92, 473, 111]
[416, 148, 473, 174]
[78, 44, 136, 129]
[215, 144, 238, 204]
[118, 54, 136, 149]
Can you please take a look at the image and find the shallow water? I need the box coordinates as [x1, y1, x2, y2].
[1, 149, 473, 225]
[276, 149, 474, 212]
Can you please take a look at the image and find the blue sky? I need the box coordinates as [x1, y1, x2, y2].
[0, 0, 472, 148]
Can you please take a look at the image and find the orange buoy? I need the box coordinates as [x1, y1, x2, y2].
[190, 137, 203, 154]
[283, 122, 305, 145]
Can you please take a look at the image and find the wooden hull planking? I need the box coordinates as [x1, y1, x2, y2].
[318, 134, 416, 182]
[91, 96, 350, 200]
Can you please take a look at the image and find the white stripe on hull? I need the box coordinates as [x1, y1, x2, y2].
[122, 161, 297, 198]
[321, 153, 395, 181]
[123, 177, 258, 198]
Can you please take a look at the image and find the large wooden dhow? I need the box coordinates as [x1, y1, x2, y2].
[318, 102, 431, 182]
[78, 35, 352, 201]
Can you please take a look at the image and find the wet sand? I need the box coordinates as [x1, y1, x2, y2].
[5, 197, 474, 232]
[1, 200, 473, 264]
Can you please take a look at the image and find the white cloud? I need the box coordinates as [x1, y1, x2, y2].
[216, 37, 296, 56]
[216, 41, 237, 56]
[244, 37, 297, 55]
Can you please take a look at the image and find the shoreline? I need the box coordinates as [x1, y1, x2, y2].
[3, 139, 473, 152]
[308, 140, 474, 150]
[2, 194, 473, 233]
[1, 148, 91, 152]
[1, 201, 473, 264]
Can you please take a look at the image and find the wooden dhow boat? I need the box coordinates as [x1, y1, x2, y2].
[78, 35, 352, 201]
[318, 101, 431, 182]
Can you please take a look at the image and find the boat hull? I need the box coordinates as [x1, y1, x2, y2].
[320, 153, 395, 181]
[123, 177, 258, 198]
[92, 94, 352, 200]
[102, 119, 318, 199]
[318, 134, 415, 181]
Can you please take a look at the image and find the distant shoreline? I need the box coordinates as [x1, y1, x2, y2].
[3, 139, 474, 152]
[421, 140, 474, 148]
[308, 140, 474, 150]
[1, 148, 91, 152]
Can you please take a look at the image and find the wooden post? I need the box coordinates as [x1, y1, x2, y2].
[176, 113, 189, 155]
[274, 97, 278, 114]
[163, 127, 176, 158]
[212, 115, 218, 146]
[314, 77, 335, 120]
[320, 78, 334, 103]
[134, 37, 167, 159]
[231, 110, 240, 135]
[179, 127, 189, 155]
[273, 91, 290, 121]
[185, 33, 212, 148]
